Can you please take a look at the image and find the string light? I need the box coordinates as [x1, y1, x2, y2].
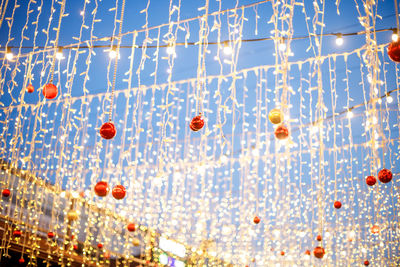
[387, 93, 393, 103]
[278, 39, 286, 51]
[392, 29, 399, 42]
[5, 47, 13, 61]
[346, 110, 354, 119]
[56, 47, 63, 60]
[109, 46, 117, 59]
[166, 45, 176, 56]
[335, 34, 343, 46]
[222, 41, 232, 55]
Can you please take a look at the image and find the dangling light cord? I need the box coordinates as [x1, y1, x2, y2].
[395, 0, 399, 33]
[109, 0, 127, 121]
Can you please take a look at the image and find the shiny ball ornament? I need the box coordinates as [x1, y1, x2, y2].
[378, 168, 393, 183]
[73, 244, 78, 250]
[274, 125, 289, 140]
[94, 181, 109, 197]
[334, 201, 342, 209]
[371, 225, 380, 234]
[97, 243, 103, 249]
[280, 251, 285, 256]
[112, 185, 126, 200]
[388, 41, 400, 63]
[268, 109, 284, 124]
[190, 115, 205, 131]
[253, 216, 260, 224]
[316, 235, 322, 241]
[313, 246, 325, 259]
[47, 232, 55, 238]
[99, 122, 116, 139]
[67, 210, 78, 221]
[132, 238, 140, 246]
[2, 189, 10, 197]
[42, 83, 58, 99]
[13, 230, 22, 238]
[26, 84, 34, 93]
[366, 175, 377, 186]
[364, 260, 370, 266]
[127, 223, 136, 232]
[18, 258, 25, 264]
[305, 250, 311, 255]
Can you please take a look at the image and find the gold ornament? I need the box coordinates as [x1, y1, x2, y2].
[268, 109, 284, 124]
[67, 210, 79, 221]
[132, 238, 140, 246]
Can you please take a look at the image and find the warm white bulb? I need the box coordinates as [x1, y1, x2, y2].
[387, 95, 393, 103]
[346, 111, 353, 119]
[223, 45, 232, 55]
[5, 52, 13, 61]
[392, 33, 399, 42]
[56, 52, 63, 60]
[166, 46, 175, 55]
[278, 42, 286, 51]
[336, 36, 343, 46]
[109, 50, 117, 59]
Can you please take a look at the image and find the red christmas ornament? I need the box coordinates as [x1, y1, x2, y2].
[366, 175, 377, 186]
[313, 246, 325, 259]
[378, 168, 393, 183]
[26, 84, 34, 93]
[334, 201, 342, 209]
[42, 83, 58, 99]
[190, 115, 205, 131]
[47, 232, 55, 238]
[127, 223, 136, 232]
[280, 251, 285, 256]
[274, 124, 289, 140]
[253, 216, 260, 224]
[371, 225, 380, 234]
[316, 235, 322, 241]
[2, 189, 10, 197]
[94, 181, 109, 197]
[18, 258, 25, 264]
[97, 243, 103, 249]
[305, 250, 311, 255]
[388, 41, 400, 63]
[364, 260, 370, 266]
[73, 244, 78, 250]
[99, 122, 116, 139]
[112, 185, 126, 200]
[13, 230, 22, 238]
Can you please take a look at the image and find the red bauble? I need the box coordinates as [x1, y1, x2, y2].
[366, 175, 377, 186]
[313, 246, 325, 259]
[112, 185, 126, 200]
[127, 223, 136, 232]
[280, 251, 285, 256]
[190, 115, 205, 131]
[388, 41, 400, 63]
[13, 230, 22, 237]
[371, 225, 380, 234]
[18, 258, 25, 264]
[275, 125, 289, 140]
[305, 250, 311, 255]
[334, 201, 342, 209]
[364, 260, 370, 266]
[378, 168, 393, 183]
[253, 216, 260, 224]
[94, 181, 109, 197]
[97, 243, 103, 249]
[42, 83, 58, 99]
[26, 84, 34, 93]
[73, 244, 78, 250]
[47, 232, 55, 238]
[316, 235, 322, 241]
[2, 189, 10, 197]
[100, 122, 116, 139]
